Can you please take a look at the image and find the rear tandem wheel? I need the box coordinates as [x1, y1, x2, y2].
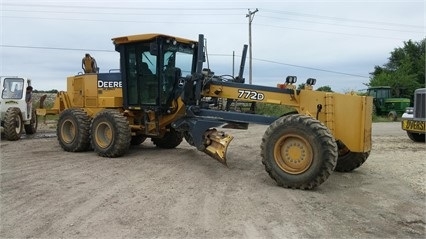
[57, 108, 91, 152]
[24, 109, 38, 135]
[91, 109, 131, 157]
[335, 142, 370, 172]
[261, 114, 338, 189]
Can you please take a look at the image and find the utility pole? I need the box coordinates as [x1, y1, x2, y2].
[246, 8, 258, 85]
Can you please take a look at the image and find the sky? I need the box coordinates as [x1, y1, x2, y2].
[0, 0, 424, 92]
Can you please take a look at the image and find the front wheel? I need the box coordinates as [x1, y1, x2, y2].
[91, 110, 131, 157]
[130, 134, 147, 145]
[3, 107, 23, 141]
[152, 127, 183, 149]
[407, 131, 426, 142]
[261, 114, 338, 189]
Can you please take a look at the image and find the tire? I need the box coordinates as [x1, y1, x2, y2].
[335, 144, 370, 172]
[372, 105, 377, 116]
[57, 108, 91, 152]
[131, 134, 147, 145]
[388, 111, 397, 121]
[24, 109, 38, 135]
[261, 114, 338, 189]
[183, 131, 194, 146]
[91, 109, 131, 157]
[407, 131, 426, 142]
[3, 107, 23, 141]
[152, 127, 183, 149]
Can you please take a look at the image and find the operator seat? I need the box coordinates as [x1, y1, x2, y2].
[140, 62, 153, 75]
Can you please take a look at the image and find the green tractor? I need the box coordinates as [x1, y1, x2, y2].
[367, 86, 410, 121]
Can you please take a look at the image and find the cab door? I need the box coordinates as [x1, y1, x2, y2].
[123, 44, 158, 107]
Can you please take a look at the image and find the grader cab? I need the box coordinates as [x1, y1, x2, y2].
[38, 33, 372, 189]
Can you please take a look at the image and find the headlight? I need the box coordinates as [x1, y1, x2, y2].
[405, 107, 414, 114]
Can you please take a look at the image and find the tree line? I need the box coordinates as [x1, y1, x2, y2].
[368, 38, 425, 101]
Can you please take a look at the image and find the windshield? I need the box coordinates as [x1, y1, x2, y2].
[164, 44, 194, 76]
[2, 78, 25, 99]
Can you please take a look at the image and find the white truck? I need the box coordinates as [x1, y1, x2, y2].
[1, 76, 38, 140]
[401, 88, 425, 142]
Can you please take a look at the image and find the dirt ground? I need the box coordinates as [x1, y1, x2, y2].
[1, 121, 425, 238]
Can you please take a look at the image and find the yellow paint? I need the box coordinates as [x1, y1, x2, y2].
[203, 84, 372, 153]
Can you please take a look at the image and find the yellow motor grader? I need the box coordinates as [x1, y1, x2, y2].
[37, 33, 372, 189]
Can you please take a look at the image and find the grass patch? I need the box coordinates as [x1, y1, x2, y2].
[255, 103, 296, 117]
[372, 114, 400, 122]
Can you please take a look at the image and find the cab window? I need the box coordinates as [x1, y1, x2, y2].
[2, 78, 24, 99]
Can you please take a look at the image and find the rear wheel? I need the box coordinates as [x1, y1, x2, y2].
[335, 142, 370, 172]
[183, 131, 194, 146]
[3, 107, 23, 141]
[388, 111, 397, 121]
[91, 110, 131, 157]
[24, 109, 38, 134]
[130, 134, 147, 145]
[407, 131, 426, 142]
[261, 115, 338, 189]
[152, 127, 183, 149]
[57, 108, 91, 152]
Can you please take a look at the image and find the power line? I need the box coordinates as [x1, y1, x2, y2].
[258, 15, 422, 34]
[1, 44, 369, 78]
[2, 12, 419, 41]
[251, 57, 369, 78]
[2, 9, 243, 16]
[261, 8, 423, 29]
[1, 15, 407, 41]
[208, 54, 369, 78]
[254, 23, 408, 41]
[2, 3, 246, 11]
[4, 3, 421, 29]
[1, 15, 245, 25]
[3, 9, 420, 35]
[0, 44, 114, 53]
[3, 3, 422, 30]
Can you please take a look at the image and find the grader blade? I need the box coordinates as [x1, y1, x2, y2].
[203, 129, 234, 166]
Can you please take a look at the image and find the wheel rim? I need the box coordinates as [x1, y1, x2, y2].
[31, 111, 38, 129]
[13, 115, 22, 134]
[95, 122, 113, 149]
[274, 134, 313, 174]
[61, 119, 76, 144]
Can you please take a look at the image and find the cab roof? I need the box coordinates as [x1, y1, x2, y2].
[112, 33, 197, 45]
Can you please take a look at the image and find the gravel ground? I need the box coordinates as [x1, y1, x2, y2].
[0, 121, 425, 238]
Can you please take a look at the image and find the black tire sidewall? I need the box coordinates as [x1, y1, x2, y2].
[261, 115, 337, 189]
[130, 134, 147, 145]
[3, 107, 23, 141]
[57, 108, 91, 152]
[152, 128, 183, 149]
[407, 131, 426, 142]
[91, 110, 130, 157]
[264, 119, 329, 185]
[25, 109, 38, 134]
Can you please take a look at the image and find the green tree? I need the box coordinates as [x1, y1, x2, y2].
[316, 85, 333, 92]
[369, 38, 425, 100]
